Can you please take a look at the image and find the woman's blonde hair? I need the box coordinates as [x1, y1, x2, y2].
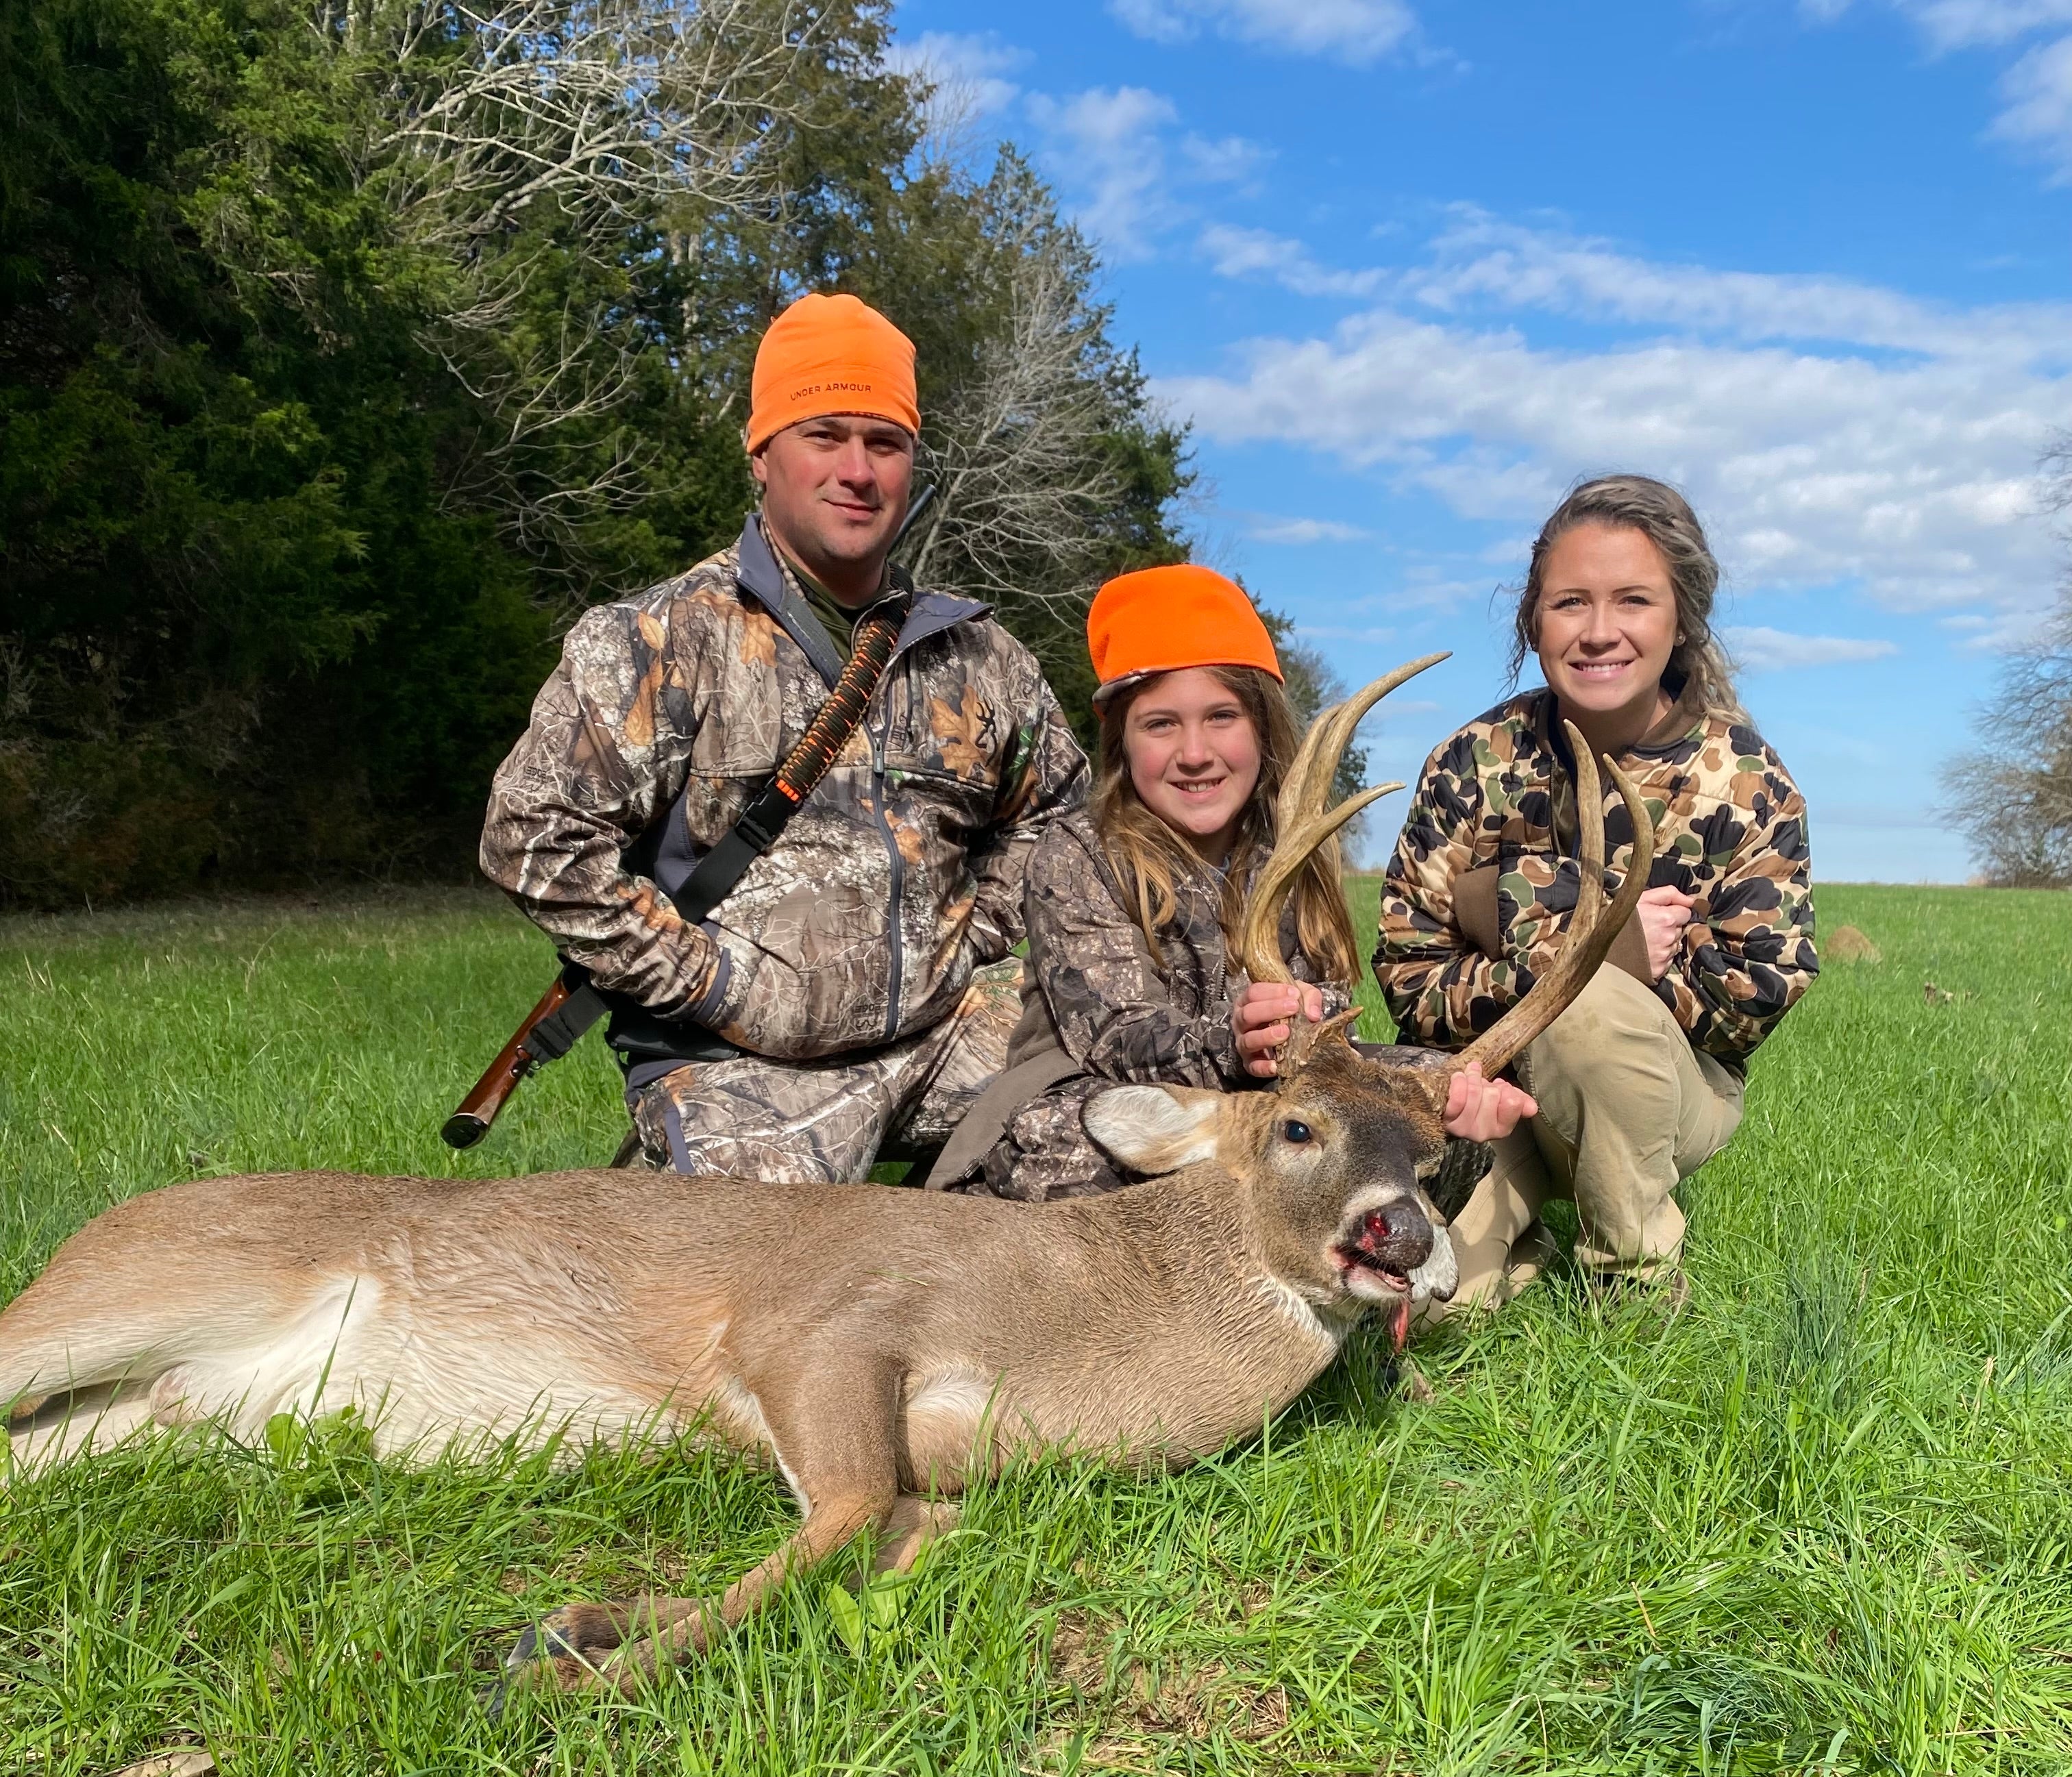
[1092, 664, 1360, 986]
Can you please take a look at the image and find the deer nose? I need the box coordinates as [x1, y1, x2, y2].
[1354, 1199, 1433, 1269]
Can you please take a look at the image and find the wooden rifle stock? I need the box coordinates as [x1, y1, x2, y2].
[441, 973, 575, 1150]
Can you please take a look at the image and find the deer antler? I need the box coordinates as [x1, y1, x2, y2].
[1446, 721, 1657, 1083]
[1237, 652, 1448, 989]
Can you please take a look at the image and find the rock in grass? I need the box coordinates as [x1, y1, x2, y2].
[109, 1752, 216, 1777]
[1825, 924, 1881, 964]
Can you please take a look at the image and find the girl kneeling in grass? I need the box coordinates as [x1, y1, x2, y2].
[925, 564, 1531, 1200]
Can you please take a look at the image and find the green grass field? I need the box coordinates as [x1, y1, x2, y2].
[2, 885, 2069, 1774]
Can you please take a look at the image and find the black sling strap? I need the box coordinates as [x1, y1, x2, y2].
[518, 596, 909, 1066]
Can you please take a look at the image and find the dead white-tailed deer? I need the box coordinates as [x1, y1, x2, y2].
[0, 667, 1654, 1700]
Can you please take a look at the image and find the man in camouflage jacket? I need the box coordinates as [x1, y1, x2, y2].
[480, 295, 1087, 1181]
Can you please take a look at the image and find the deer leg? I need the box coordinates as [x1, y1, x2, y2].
[502, 1361, 904, 1698]
[870, 1494, 961, 1578]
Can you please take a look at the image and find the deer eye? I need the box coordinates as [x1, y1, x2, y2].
[1281, 1119, 1313, 1145]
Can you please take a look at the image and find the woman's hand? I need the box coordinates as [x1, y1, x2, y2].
[1636, 884, 1697, 980]
[1442, 1064, 1537, 1142]
[1234, 981, 1325, 1078]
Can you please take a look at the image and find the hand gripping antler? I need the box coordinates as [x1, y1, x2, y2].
[1237, 653, 1448, 988]
[1446, 721, 1658, 1082]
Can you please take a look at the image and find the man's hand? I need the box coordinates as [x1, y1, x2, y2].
[1234, 981, 1325, 1078]
[1636, 885, 1697, 980]
[1442, 1063, 1537, 1142]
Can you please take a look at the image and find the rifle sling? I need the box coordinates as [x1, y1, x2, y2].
[526, 597, 909, 1071]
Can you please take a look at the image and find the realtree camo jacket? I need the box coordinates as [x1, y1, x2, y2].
[939, 810, 1350, 1201]
[1372, 686, 1816, 1069]
[480, 517, 1088, 1062]
[1025, 810, 1350, 1089]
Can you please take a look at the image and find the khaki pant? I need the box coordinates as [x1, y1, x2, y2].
[1438, 965, 1744, 1312]
[630, 960, 1023, 1183]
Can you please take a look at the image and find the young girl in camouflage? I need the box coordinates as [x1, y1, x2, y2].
[1373, 475, 1818, 1306]
[925, 564, 1530, 1200]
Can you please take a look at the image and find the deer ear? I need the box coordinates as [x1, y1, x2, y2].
[1082, 1085, 1222, 1175]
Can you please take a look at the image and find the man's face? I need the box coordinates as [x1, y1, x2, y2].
[751, 414, 915, 591]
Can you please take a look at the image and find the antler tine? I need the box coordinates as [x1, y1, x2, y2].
[1571, 724, 1607, 934]
[1449, 724, 1656, 1082]
[1239, 782, 1406, 985]
[1276, 651, 1450, 841]
[1235, 652, 1448, 990]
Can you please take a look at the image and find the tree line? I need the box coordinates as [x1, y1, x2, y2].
[3, 0, 1285, 908]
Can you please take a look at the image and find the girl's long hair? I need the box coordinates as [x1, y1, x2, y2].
[1092, 664, 1360, 986]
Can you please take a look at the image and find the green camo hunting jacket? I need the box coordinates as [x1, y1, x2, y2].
[1372, 686, 1817, 1069]
[480, 517, 1087, 1062]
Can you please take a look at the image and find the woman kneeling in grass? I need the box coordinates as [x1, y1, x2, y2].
[925, 564, 1531, 1200]
[1373, 475, 1819, 1308]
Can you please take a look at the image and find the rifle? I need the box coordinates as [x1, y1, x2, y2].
[441, 962, 600, 1151]
[441, 500, 930, 1150]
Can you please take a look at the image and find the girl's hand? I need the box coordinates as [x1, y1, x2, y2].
[1442, 1064, 1537, 1142]
[1636, 884, 1697, 980]
[1234, 981, 1325, 1078]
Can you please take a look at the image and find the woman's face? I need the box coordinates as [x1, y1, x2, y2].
[1122, 668, 1262, 861]
[1533, 523, 1681, 725]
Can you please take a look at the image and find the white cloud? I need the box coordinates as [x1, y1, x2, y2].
[1816, 0, 2072, 48]
[1398, 211, 2063, 358]
[1200, 223, 1385, 297]
[1296, 623, 1403, 643]
[883, 30, 1027, 118]
[1181, 134, 1270, 185]
[1156, 220, 2069, 627]
[1111, 0, 1418, 63]
[1028, 89, 1265, 256]
[1803, 3, 2072, 177]
[1721, 626, 1902, 669]
[1024, 86, 1179, 251]
[1993, 34, 2072, 173]
[1244, 514, 1376, 543]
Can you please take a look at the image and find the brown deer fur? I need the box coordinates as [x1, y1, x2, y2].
[1, 1022, 1456, 1694]
[0, 669, 1655, 1698]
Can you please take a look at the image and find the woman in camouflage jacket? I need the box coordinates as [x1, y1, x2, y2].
[1373, 475, 1818, 1302]
[926, 565, 1532, 1200]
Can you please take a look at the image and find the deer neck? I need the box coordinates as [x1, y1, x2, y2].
[1065, 1165, 1359, 1356]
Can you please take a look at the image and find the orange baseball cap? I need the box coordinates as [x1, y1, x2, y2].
[1087, 564, 1283, 704]
[746, 293, 920, 452]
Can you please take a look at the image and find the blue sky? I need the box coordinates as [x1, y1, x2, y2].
[887, 0, 2072, 880]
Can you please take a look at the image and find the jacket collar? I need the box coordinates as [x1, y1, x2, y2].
[733, 514, 991, 687]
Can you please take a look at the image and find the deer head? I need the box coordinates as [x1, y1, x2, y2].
[1083, 657, 1658, 1347]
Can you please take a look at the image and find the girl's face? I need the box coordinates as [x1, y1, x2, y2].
[1533, 523, 1680, 724]
[1122, 668, 1262, 862]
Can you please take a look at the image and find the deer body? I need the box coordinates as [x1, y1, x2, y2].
[1, 667, 1657, 1700]
[2, 1164, 1371, 1481]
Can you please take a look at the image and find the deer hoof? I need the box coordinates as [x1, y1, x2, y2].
[502, 1600, 634, 1696]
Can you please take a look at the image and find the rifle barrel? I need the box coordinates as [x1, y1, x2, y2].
[440, 974, 572, 1150]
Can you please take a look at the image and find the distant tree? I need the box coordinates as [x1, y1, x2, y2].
[1941, 435, 2072, 886]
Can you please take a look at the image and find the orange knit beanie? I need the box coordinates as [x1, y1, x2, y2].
[1087, 564, 1283, 704]
[746, 293, 920, 452]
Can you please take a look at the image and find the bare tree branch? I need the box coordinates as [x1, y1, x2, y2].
[311, 0, 819, 570]
[909, 230, 1128, 637]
